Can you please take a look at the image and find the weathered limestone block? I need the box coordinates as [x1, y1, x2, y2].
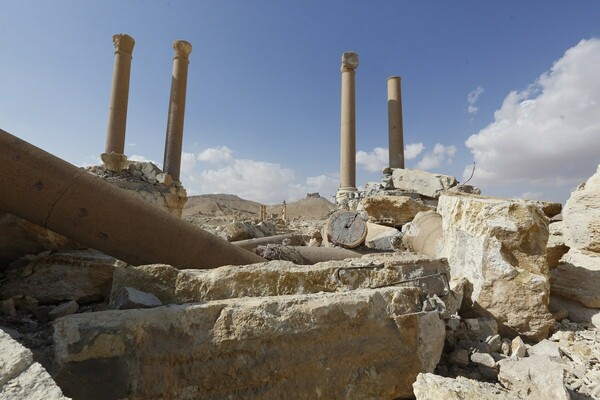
[498, 355, 570, 400]
[547, 221, 569, 269]
[222, 220, 277, 242]
[0, 212, 78, 267]
[0, 329, 69, 399]
[1, 249, 121, 304]
[401, 210, 443, 258]
[391, 168, 458, 199]
[55, 287, 445, 400]
[549, 294, 600, 329]
[437, 193, 554, 340]
[109, 253, 451, 306]
[551, 249, 600, 308]
[413, 373, 520, 400]
[365, 222, 402, 251]
[359, 195, 430, 227]
[524, 200, 562, 219]
[562, 164, 600, 252]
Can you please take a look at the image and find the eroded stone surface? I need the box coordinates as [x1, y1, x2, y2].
[551, 249, 600, 308]
[413, 373, 520, 400]
[391, 168, 458, 199]
[437, 192, 553, 340]
[55, 287, 445, 399]
[498, 355, 570, 400]
[402, 210, 443, 258]
[359, 195, 430, 227]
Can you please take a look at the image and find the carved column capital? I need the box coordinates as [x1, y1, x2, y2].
[173, 40, 192, 59]
[341, 52, 359, 72]
[112, 34, 135, 55]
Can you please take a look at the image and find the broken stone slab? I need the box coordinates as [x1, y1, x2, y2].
[113, 287, 163, 310]
[510, 336, 527, 359]
[222, 220, 277, 242]
[365, 222, 402, 251]
[413, 373, 520, 400]
[109, 253, 450, 307]
[391, 168, 458, 199]
[528, 339, 563, 359]
[562, 163, 600, 252]
[551, 249, 600, 308]
[470, 353, 497, 379]
[524, 200, 563, 219]
[437, 192, 554, 341]
[547, 221, 569, 269]
[49, 300, 79, 320]
[0, 211, 78, 268]
[359, 195, 430, 227]
[55, 287, 445, 399]
[549, 294, 600, 329]
[498, 355, 570, 400]
[0, 328, 69, 399]
[464, 317, 498, 341]
[401, 210, 443, 258]
[0, 249, 120, 304]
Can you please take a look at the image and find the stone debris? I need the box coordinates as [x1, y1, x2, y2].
[324, 210, 368, 248]
[364, 222, 402, 251]
[552, 249, 600, 308]
[547, 221, 569, 269]
[391, 168, 458, 199]
[1, 249, 121, 304]
[48, 301, 79, 320]
[498, 355, 570, 400]
[112, 287, 163, 310]
[221, 220, 277, 242]
[54, 287, 445, 399]
[437, 192, 554, 340]
[358, 195, 430, 227]
[550, 294, 600, 329]
[413, 373, 520, 400]
[510, 336, 527, 359]
[0, 328, 69, 399]
[401, 210, 443, 258]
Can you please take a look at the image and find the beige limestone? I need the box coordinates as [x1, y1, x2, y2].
[55, 287, 445, 399]
[163, 40, 192, 181]
[391, 168, 458, 198]
[109, 253, 451, 306]
[387, 76, 405, 169]
[364, 222, 402, 251]
[401, 210, 444, 258]
[498, 355, 570, 400]
[0, 329, 69, 399]
[413, 373, 520, 400]
[551, 249, 600, 308]
[562, 164, 600, 252]
[103, 34, 135, 170]
[547, 221, 569, 269]
[1, 249, 120, 304]
[437, 192, 554, 340]
[337, 52, 359, 201]
[549, 294, 600, 329]
[360, 195, 430, 227]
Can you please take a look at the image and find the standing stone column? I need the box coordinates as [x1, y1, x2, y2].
[336, 52, 359, 202]
[163, 40, 192, 182]
[102, 34, 135, 171]
[387, 76, 404, 169]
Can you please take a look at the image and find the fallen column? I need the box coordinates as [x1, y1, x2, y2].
[0, 129, 264, 268]
[387, 76, 405, 168]
[102, 34, 135, 172]
[163, 40, 192, 181]
[232, 233, 304, 251]
[54, 287, 445, 399]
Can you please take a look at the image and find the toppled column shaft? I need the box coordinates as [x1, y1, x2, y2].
[163, 40, 192, 181]
[387, 76, 404, 169]
[0, 129, 264, 268]
[104, 34, 135, 170]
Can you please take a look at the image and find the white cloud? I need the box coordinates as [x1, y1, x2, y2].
[356, 147, 388, 172]
[197, 146, 232, 164]
[405, 143, 425, 160]
[520, 191, 544, 200]
[467, 85, 484, 114]
[129, 154, 161, 168]
[465, 38, 600, 191]
[416, 143, 457, 171]
[180, 147, 339, 203]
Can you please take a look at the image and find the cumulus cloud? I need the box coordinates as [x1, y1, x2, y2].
[129, 154, 161, 167]
[405, 143, 425, 160]
[197, 146, 232, 164]
[357, 143, 426, 172]
[180, 147, 339, 203]
[416, 143, 457, 171]
[356, 147, 388, 172]
[465, 38, 600, 189]
[467, 86, 484, 114]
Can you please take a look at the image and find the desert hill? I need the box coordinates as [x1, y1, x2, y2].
[183, 193, 336, 220]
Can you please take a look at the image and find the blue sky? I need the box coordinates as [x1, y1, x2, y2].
[2, 1, 600, 204]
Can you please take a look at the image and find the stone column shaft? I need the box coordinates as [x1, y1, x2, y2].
[163, 40, 192, 182]
[337, 52, 359, 200]
[105, 34, 135, 155]
[387, 76, 404, 169]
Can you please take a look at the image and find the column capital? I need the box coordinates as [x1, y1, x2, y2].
[387, 76, 401, 81]
[173, 40, 192, 58]
[341, 52, 359, 72]
[112, 34, 135, 55]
